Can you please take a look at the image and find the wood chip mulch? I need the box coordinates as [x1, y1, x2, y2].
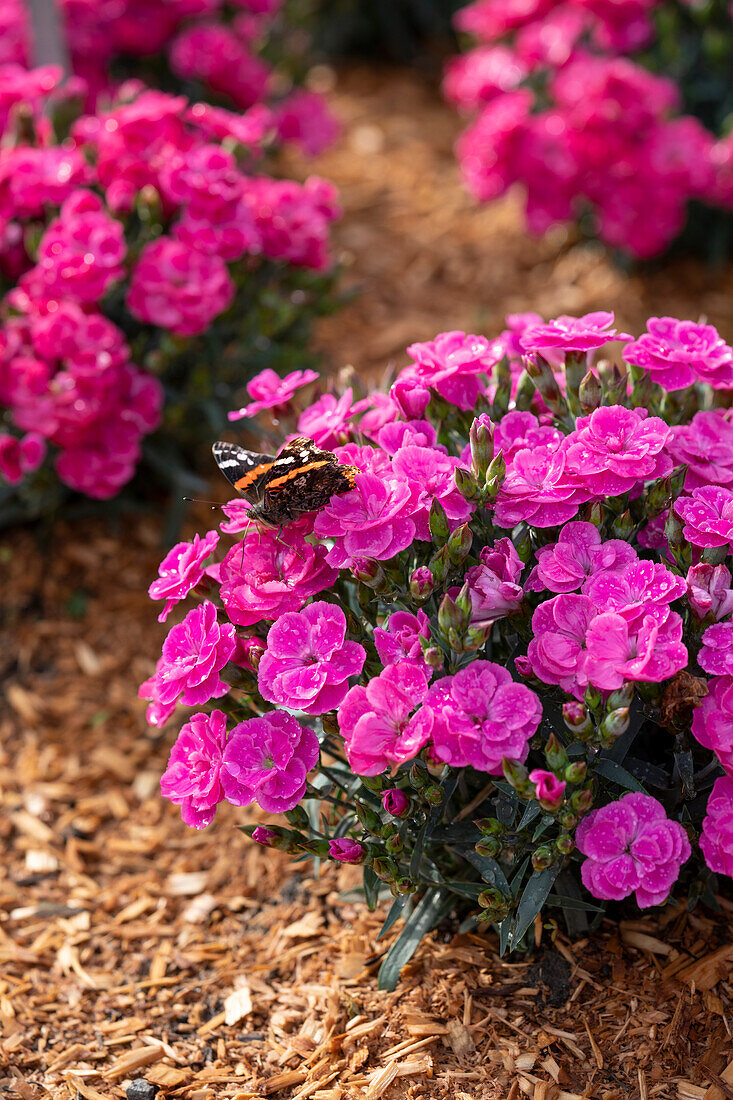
[2, 64, 733, 1100]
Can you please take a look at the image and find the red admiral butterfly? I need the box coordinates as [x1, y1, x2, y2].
[212, 435, 358, 528]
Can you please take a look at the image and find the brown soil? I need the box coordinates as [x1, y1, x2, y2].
[2, 65, 732, 1100]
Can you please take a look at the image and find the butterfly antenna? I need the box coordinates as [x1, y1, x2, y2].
[182, 496, 223, 510]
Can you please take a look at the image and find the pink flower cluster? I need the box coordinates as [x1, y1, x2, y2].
[448, 0, 733, 257]
[149, 317, 733, 917]
[0, 74, 339, 500]
[1, 0, 337, 159]
[0, 301, 162, 497]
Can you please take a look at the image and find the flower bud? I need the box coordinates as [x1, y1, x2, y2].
[385, 833, 403, 855]
[544, 733, 568, 772]
[475, 836, 502, 858]
[372, 856, 398, 881]
[601, 706, 630, 743]
[665, 508, 685, 550]
[429, 498, 451, 543]
[585, 500, 604, 528]
[251, 826, 278, 847]
[502, 757, 530, 793]
[530, 768, 566, 811]
[382, 789, 410, 818]
[478, 886, 506, 910]
[583, 685, 603, 712]
[351, 558, 387, 591]
[607, 684, 634, 709]
[611, 509, 635, 541]
[571, 788, 594, 814]
[475, 817, 504, 836]
[429, 545, 449, 588]
[354, 801, 381, 832]
[531, 844, 555, 871]
[438, 592, 464, 636]
[409, 566, 434, 601]
[411, 761, 430, 788]
[564, 761, 587, 784]
[360, 775, 384, 793]
[469, 415, 494, 480]
[555, 833, 574, 855]
[447, 523, 473, 566]
[455, 465, 481, 503]
[423, 645, 444, 669]
[563, 701, 592, 737]
[395, 877, 417, 895]
[424, 785, 444, 807]
[559, 810, 578, 829]
[329, 838, 366, 864]
[484, 450, 506, 495]
[464, 623, 492, 653]
[578, 370, 602, 414]
[136, 184, 163, 224]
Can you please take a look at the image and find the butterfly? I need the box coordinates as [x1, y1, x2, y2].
[212, 435, 359, 529]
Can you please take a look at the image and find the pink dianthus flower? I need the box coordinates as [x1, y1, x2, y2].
[221, 711, 319, 813]
[576, 792, 691, 907]
[494, 410, 562, 464]
[494, 445, 588, 528]
[583, 611, 687, 690]
[391, 446, 474, 540]
[700, 777, 733, 880]
[674, 486, 733, 549]
[314, 471, 419, 570]
[668, 411, 733, 492]
[464, 538, 524, 625]
[401, 330, 498, 410]
[127, 236, 234, 337]
[0, 431, 45, 484]
[421, 661, 542, 773]
[523, 593, 596, 697]
[160, 709, 228, 828]
[329, 838, 365, 863]
[149, 529, 219, 623]
[229, 367, 319, 420]
[623, 318, 733, 391]
[526, 522, 636, 594]
[217, 527, 337, 628]
[563, 406, 671, 497]
[258, 601, 365, 715]
[686, 564, 733, 622]
[520, 311, 631, 356]
[583, 560, 686, 625]
[692, 677, 733, 775]
[529, 769, 565, 810]
[374, 609, 432, 674]
[338, 664, 431, 776]
[698, 622, 733, 677]
[297, 389, 355, 448]
[154, 600, 236, 708]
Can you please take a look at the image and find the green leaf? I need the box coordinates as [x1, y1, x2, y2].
[593, 758, 646, 792]
[410, 822, 428, 879]
[544, 895, 605, 913]
[516, 801, 541, 832]
[510, 864, 561, 949]
[462, 851, 511, 896]
[377, 888, 452, 991]
[378, 896, 409, 941]
[363, 867, 380, 912]
[497, 915, 512, 956]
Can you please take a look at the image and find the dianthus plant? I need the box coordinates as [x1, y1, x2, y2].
[0, 57, 338, 520]
[446, 0, 733, 259]
[148, 311, 733, 988]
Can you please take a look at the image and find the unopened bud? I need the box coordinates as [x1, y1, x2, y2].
[564, 761, 587, 784]
[544, 733, 568, 772]
[502, 757, 530, 792]
[423, 645, 444, 669]
[601, 706, 630, 742]
[478, 887, 506, 910]
[464, 623, 492, 653]
[455, 465, 481, 503]
[424, 785, 444, 807]
[447, 523, 473, 565]
[438, 593, 464, 636]
[429, 545, 449, 588]
[584, 685, 603, 712]
[665, 508, 685, 550]
[136, 184, 163, 224]
[571, 788, 594, 814]
[372, 857, 398, 881]
[382, 789, 410, 818]
[285, 805, 309, 829]
[585, 500, 604, 528]
[469, 415, 494, 480]
[409, 566, 434, 601]
[475, 818, 504, 836]
[410, 762, 429, 788]
[484, 450, 506, 495]
[352, 558, 387, 591]
[563, 701, 592, 736]
[385, 833, 403, 855]
[354, 801, 381, 832]
[611, 509, 635, 540]
[475, 836, 502, 858]
[394, 877, 417, 895]
[429, 498, 450, 543]
[608, 684, 634, 709]
[555, 833, 574, 855]
[512, 522, 532, 564]
[559, 810, 578, 829]
[579, 370, 602, 414]
[532, 844, 555, 871]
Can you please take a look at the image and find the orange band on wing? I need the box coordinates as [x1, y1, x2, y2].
[234, 463, 272, 491]
[266, 459, 330, 489]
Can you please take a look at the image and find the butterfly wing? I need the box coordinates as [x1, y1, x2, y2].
[260, 436, 358, 512]
[211, 441, 275, 501]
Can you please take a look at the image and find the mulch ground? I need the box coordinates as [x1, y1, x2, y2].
[2, 64, 733, 1100]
